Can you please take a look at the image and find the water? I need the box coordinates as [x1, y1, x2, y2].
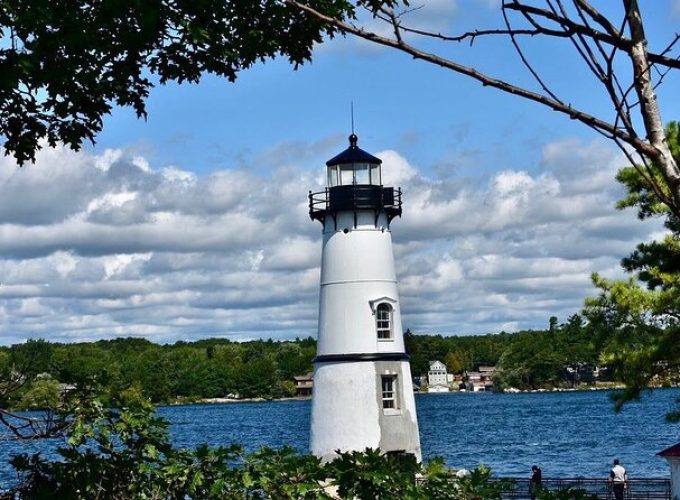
[1, 389, 678, 487]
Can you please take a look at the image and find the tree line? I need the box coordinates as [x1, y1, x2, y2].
[0, 336, 317, 409]
[3, 312, 658, 413]
[406, 314, 607, 390]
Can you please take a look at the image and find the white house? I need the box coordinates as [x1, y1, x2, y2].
[427, 360, 450, 393]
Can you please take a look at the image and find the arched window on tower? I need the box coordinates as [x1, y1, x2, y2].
[376, 303, 393, 340]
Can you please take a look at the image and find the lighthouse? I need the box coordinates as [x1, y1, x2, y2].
[308, 134, 421, 462]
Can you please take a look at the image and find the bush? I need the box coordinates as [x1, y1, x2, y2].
[8, 399, 514, 499]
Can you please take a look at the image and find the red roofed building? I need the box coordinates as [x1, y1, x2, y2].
[658, 442, 680, 499]
[658, 442, 680, 457]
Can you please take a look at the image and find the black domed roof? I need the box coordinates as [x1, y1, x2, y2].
[326, 134, 382, 166]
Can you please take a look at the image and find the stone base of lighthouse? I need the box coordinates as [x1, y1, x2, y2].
[309, 360, 421, 462]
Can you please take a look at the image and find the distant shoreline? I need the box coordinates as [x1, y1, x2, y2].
[178, 396, 312, 406]
[177, 384, 680, 407]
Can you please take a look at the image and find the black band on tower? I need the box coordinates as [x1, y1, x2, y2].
[313, 352, 410, 363]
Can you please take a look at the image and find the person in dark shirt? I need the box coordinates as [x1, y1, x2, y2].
[530, 465, 542, 500]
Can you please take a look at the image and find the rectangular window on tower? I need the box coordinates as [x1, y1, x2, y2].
[381, 375, 397, 409]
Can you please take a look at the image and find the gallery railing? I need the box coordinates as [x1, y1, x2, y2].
[500, 477, 671, 499]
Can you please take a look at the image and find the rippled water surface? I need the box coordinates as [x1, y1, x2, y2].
[1, 388, 678, 486]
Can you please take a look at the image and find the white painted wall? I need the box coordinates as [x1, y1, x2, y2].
[666, 457, 680, 500]
[310, 199, 421, 461]
[310, 362, 381, 461]
[317, 211, 405, 355]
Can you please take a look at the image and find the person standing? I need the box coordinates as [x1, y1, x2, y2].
[529, 465, 542, 500]
[609, 458, 628, 500]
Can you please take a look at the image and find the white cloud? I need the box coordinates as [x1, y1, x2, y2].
[103, 254, 153, 280]
[377, 150, 419, 184]
[672, 0, 680, 17]
[0, 136, 665, 344]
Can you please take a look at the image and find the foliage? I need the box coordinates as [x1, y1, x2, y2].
[17, 376, 60, 410]
[7, 397, 512, 499]
[584, 122, 680, 420]
[10, 399, 246, 499]
[1, 337, 317, 406]
[493, 315, 597, 391]
[328, 448, 421, 499]
[243, 447, 329, 499]
[446, 466, 510, 500]
[0, 320, 619, 415]
[0, 0, 369, 164]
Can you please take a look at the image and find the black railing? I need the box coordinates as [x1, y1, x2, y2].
[500, 477, 670, 499]
[308, 185, 402, 224]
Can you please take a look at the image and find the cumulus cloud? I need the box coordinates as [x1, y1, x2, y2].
[0, 136, 663, 344]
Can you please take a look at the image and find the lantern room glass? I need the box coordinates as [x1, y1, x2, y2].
[340, 165, 354, 185]
[370, 164, 380, 185]
[327, 166, 339, 187]
[326, 163, 382, 187]
[355, 163, 369, 184]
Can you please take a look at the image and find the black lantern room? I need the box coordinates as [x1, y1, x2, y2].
[309, 134, 402, 226]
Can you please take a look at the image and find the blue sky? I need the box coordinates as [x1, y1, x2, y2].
[1, 1, 679, 344]
[89, 1, 680, 176]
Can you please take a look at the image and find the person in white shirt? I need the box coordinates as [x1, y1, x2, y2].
[609, 458, 628, 500]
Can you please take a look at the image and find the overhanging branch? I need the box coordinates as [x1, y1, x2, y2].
[285, 0, 658, 159]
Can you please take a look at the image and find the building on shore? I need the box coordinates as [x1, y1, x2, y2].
[427, 360, 451, 393]
[466, 366, 496, 392]
[308, 134, 421, 462]
[293, 372, 313, 397]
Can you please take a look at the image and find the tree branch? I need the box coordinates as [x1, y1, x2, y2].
[286, 0, 659, 157]
[501, 3, 563, 104]
[624, 0, 680, 210]
[504, 1, 680, 70]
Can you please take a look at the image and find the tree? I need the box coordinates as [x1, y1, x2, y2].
[287, 0, 680, 219]
[0, 339, 79, 439]
[584, 121, 680, 420]
[17, 376, 60, 410]
[8, 0, 679, 220]
[0, 0, 365, 164]
[444, 350, 469, 374]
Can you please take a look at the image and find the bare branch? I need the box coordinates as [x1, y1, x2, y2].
[574, 0, 621, 38]
[567, 0, 607, 80]
[286, 0, 658, 158]
[567, 0, 636, 137]
[384, 24, 554, 45]
[504, 1, 680, 70]
[501, 3, 563, 103]
[0, 408, 70, 440]
[657, 33, 680, 60]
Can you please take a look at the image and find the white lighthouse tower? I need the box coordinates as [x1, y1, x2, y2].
[308, 134, 421, 462]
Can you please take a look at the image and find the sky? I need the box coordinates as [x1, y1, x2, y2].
[1, 1, 679, 345]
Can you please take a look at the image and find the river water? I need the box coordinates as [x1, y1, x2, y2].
[1, 389, 678, 486]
